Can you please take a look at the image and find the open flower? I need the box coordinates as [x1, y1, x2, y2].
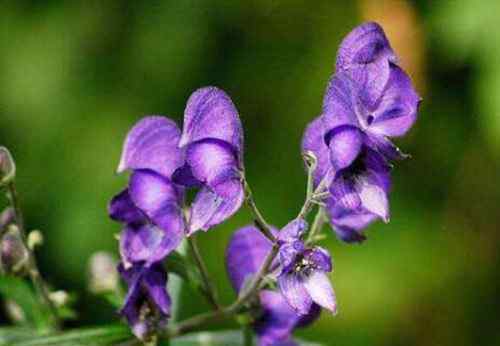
[116, 87, 244, 235]
[226, 225, 320, 346]
[118, 263, 171, 341]
[276, 220, 337, 315]
[302, 22, 419, 242]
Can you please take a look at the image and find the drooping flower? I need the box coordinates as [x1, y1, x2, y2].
[301, 22, 420, 242]
[226, 225, 320, 346]
[115, 87, 244, 236]
[109, 172, 185, 268]
[276, 220, 337, 315]
[118, 263, 171, 341]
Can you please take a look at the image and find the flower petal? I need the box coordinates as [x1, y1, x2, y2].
[336, 22, 396, 70]
[303, 271, 337, 314]
[117, 116, 184, 178]
[188, 179, 244, 234]
[185, 139, 240, 187]
[278, 272, 313, 315]
[108, 189, 145, 224]
[357, 173, 390, 222]
[129, 169, 181, 220]
[322, 73, 360, 129]
[143, 263, 171, 316]
[369, 65, 420, 137]
[120, 222, 182, 266]
[329, 176, 362, 211]
[301, 116, 332, 187]
[278, 241, 305, 274]
[254, 290, 302, 346]
[326, 125, 364, 171]
[179, 87, 243, 155]
[365, 134, 408, 161]
[278, 219, 308, 243]
[305, 247, 332, 272]
[225, 226, 274, 291]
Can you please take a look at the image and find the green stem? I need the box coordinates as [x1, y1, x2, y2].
[187, 235, 220, 310]
[242, 324, 253, 346]
[306, 207, 326, 245]
[243, 180, 276, 242]
[6, 182, 60, 330]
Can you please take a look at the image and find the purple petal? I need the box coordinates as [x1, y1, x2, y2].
[108, 189, 145, 225]
[278, 219, 308, 243]
[305, 247, 332, 272]
[336, 22, 395, 105]
[254, 290, 301, 346]
[188, 179, 244, 234]
[179, 87, 243, 155]
[301, 116, 332, 187]
[303, 271, 337, 314]
[143, 263, 171, 316]
[129, 169, 182, 220]
[278, 273, 312, 315]
[336, 22, 396, 70]
[278, 241, 305, 274]
[357, 173, 389, 222]
[322, 73, 361, 128]
[118, 263, 170, 340]
[329, 176, 362, 211]
[171, 163, 201, 187]
[185, 139, 240, 187]
[327, 125, 364, 171]
[225, 225, 275, 291]
[365, 134, 408, 161]
[120, 223, 182, 267]
[369, 65, 420, 137]
[117, 116, 184, 179]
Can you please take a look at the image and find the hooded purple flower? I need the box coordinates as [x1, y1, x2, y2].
[302, 22, 419, 242]
[226, 225, 320, 346]
[118, 263, 171, 341]
[116, 87, 244, 236]
[276, 220, 337, 315]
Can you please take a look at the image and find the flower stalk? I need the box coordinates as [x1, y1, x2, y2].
[5, 181, 60, 329]
[187, 235, 220, 310]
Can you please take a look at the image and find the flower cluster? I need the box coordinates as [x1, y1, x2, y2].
[302, 22, 420, 242]
[108, 22, 420, 344]
[109, 87, 244, 339]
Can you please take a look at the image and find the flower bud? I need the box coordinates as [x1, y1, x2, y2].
[27, 230, 44, 250]
[0, 208, 15, 232]
[88, 251, 119, 294]
[5, 300, 25, 323]
[302, 150, 318, 171]
[0, 225, 29, 275]
[49, 290, 70, 307]
[0, 147, 16, 186]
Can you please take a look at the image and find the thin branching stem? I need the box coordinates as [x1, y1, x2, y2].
[6, 182, 60, 329]
[243, 179, 276, 242]
[187, 235, 220, 310]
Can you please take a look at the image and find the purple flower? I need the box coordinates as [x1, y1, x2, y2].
[276, 220, 337, 315]
[118, 263, 171, 341]
[109, 172, 185, 268]
[226, 225, 320, 346]
[302, 22, 420, 242]
[116, 87, 244, 236]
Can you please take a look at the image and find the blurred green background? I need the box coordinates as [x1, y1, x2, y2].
[1, 0, 500, 345]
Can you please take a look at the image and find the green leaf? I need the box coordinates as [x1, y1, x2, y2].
[168, 330, 323, 346]
[0, 276, 54, 332]
[8, 325, 132, 346]
[0, 327, 37, 345]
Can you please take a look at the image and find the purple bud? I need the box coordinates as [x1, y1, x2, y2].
[0, 226, 29, 275]
[0, 147, 15, 185]
[0, 208, 16, 231]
